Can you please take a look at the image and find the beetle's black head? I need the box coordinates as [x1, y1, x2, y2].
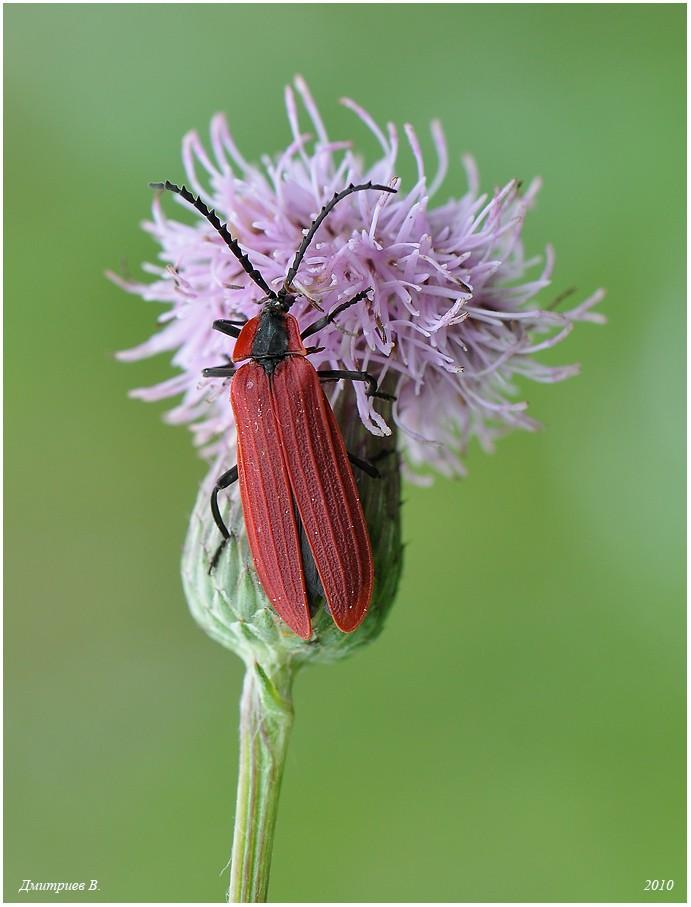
[274, 287, 297, 312]
[260, 287, 297, 318]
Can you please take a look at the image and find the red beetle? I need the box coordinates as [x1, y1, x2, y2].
[151, 180, 396, 639]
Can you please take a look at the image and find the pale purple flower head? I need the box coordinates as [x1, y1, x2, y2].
[113, 77, 603, 480]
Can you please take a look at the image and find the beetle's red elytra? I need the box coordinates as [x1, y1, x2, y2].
[231, 315, 373, 639]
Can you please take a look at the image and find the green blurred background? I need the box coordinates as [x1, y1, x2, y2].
[5, 4, 685, 902]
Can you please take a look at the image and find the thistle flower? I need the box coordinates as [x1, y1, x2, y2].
[114, 76, 604, 484]
[113, 77, 602, 902]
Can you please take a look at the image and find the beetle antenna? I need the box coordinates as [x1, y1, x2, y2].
[150, 180, 277, 299]
[283, 182, 397, 290]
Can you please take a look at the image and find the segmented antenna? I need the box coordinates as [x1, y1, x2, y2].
[283, 182, 397, 290]
[149, 180, 276, 299]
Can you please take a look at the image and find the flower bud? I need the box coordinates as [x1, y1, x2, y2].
[182, 387, 402, 666]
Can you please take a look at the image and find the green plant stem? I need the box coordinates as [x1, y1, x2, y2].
[227, 660, 295, 903]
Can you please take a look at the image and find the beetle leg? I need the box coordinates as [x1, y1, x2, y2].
[213, 319, 242, 338]
[210, 465, 239, 538]
[317, 368, 396, 401]
[347, 451, 381, 479]
[300, 289, 372, 340]
[202, 365, 236, 378]
[208, 465, 239, 573]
